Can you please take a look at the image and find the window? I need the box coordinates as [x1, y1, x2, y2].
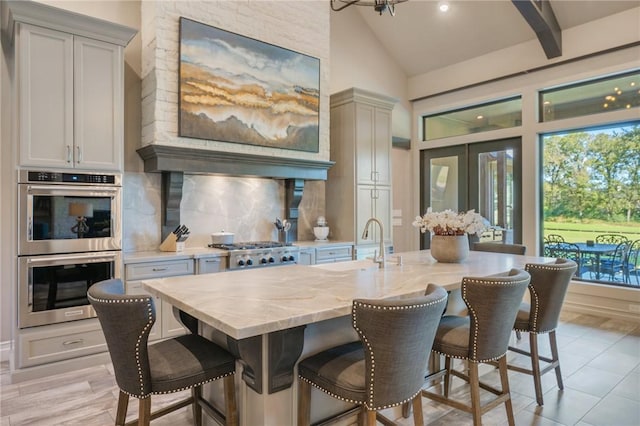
[423, 97, 522, 141]
[540, 70, 640, 122]
[541, 123, 640, 286]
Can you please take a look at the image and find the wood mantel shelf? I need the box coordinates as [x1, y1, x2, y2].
[137, 144, 334, 180]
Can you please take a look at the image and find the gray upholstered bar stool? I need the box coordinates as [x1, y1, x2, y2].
[509, 258, 577, 406]
[297, 284, 448, 426]
[88, 279, 238, 426]
[471, 242, 527, 255]
[421, 269, 530, 426]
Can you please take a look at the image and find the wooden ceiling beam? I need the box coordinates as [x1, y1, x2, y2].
[512, 0, 562, 59]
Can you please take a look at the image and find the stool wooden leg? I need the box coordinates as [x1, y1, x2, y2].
[468, 362, 482, 426]
[357, 405, 366, 426]
[549, 330, 564, 390]
[223, 375, 238, 426]
[138, 397, 151, 426]
[498, 356, 515, 426]
[192, 386, 202, 426]
[366, 409, 377, 426]
[443, 357, 452, 397]
[297, 379, 311, 426]
[411, 393, 424, 426]
[115, 390, 128, 425]
[529, 332, 544, 406]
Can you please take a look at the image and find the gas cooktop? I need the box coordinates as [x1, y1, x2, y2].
[207, 241, 287, 250]
[207, 241, 299, 270]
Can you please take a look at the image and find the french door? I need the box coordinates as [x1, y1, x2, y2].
[419, 138, 522, 248]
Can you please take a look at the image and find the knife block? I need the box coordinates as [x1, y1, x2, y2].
[159, 233, 185, 252]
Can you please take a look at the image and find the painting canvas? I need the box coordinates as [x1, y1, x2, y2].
[178, 17, 320, 152]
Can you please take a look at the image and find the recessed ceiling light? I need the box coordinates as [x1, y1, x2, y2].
[476, 115, 483, 120]
[439, 2, 450, 12]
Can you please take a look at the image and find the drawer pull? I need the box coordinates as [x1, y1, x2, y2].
[152, 267, 168, 272]
[62, 339, 84, 346]
[204, 259, 220, 263]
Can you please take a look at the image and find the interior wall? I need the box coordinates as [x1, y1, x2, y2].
[408, 7, 640, 100]
[329, 6, 415, 252]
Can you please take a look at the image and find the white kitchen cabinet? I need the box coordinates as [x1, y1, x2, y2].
[356, 185, 392, 245]
[327, 88, 396, 250]
[297, 248, 316, 265]
[355, 102, 392, 186]
[315, 245, 354, 264]
[3, 0, 136, 172]
[16, 23, 124, 170]
[125, 258, 195, 340]
[17, 318, 106, 368]
[196, 256, 226, 274]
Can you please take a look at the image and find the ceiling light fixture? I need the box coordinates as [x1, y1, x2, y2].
[330, 0, 409, 16]
[438, 1, 450, 12]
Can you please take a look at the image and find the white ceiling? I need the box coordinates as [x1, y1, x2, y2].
[352, 0, 640, 77]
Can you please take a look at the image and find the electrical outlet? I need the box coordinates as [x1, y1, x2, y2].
[629, 304, 640, 313]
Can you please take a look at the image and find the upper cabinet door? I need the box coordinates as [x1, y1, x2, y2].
[74, 36, 123, 170]
[18, 23, 74, 168]
[355, 103, 375, 185]
[354, 103, 392, 186]
[374, 107, 392, 185]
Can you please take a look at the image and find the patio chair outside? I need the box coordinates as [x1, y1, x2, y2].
[624, 240, 640, 286]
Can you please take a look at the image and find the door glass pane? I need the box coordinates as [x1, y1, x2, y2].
[477, 150, 514, 242]
[430, 156, 458, 212]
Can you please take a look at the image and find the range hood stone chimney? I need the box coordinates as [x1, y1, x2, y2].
[137, 145, 334, 240]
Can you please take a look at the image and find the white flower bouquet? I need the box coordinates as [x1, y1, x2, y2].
[412, 208, 487, 236]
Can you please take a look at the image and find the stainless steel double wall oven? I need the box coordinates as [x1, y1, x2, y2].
[18, 170, 122, 328]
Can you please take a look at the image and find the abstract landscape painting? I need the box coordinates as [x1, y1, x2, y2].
[178, 18, 320, 152]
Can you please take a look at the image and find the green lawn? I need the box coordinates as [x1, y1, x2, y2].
[544, 220, 640, 243]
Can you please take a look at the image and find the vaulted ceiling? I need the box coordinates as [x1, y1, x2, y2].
[350, 0, 639, 77]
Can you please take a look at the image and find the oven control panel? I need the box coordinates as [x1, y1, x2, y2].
[21, 170, 120, 186]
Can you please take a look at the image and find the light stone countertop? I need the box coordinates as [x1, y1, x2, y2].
[123, 247, 229, 264]
[142, 250, 551, 340]
[293, 240, 354, 248]
[123, 241, 353, 264]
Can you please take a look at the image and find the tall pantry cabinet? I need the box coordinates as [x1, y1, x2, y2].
[327, 88, 397, 258]
[4, 1, 135, 171]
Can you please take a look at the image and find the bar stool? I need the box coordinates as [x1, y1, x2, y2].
[509, 258, 577, 406]
[471, 242, 527, 255]
[297, 284, 448, 426]
[88, 279, 238, 426]
[421, 269, 530, 426]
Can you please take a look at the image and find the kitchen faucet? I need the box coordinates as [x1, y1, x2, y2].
[361, 217, 385, 269]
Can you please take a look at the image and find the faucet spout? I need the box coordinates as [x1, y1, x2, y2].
[362, 217, 385, 269]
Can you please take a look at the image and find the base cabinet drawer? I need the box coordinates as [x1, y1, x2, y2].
[315, 246, 353, 263]
[17, 319, 106, 368]
[196, 256, 226, 274]
[125, 258, 194, 280]
[298, 248, 316, 265]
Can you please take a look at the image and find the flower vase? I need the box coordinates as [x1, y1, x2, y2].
[430, 235, 469, 263]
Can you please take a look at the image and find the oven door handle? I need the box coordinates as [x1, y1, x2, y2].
[25, 253, 118, 266]
[26, 185, 120, 196]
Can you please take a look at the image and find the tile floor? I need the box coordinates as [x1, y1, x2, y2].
[1, 311, 639, 425]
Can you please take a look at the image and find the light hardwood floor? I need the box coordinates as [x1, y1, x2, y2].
[1, 311, 639, 426]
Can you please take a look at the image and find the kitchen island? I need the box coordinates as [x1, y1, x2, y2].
[142, 249, 551, 426]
